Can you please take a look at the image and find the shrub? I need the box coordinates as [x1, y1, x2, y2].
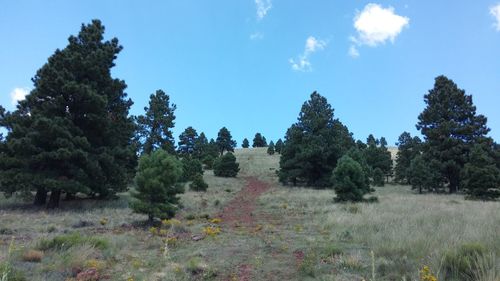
[189, 174, 208, 192]
[180, 157, 203, 182]
[131, 149, 184, 222]
[21, 250, 43, 262]
[37, 232, 109, 251]
[442, 242, 488, 280]
[332, 155, 370, 202]
[213, 153, 239, 177]
[372, 167, 385, 187]
[201, 155, 215, 170]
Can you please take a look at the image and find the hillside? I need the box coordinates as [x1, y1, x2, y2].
[0, 148, 498, 281]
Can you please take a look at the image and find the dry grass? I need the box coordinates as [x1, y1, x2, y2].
[0, 147, 498, 280]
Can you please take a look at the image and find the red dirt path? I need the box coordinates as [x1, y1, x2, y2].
[218, 177, 271, 281]
[217, 177, 270, 229]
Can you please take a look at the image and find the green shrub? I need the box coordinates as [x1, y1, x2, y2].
[181, 157, 203, 182]
[0, 263, 25, 281]
[332, 155, 370, 202]
[202, 155, 215, 170]
[190, 174, 208, 192]
[372, 167, 385, 187]
[37, 232, 109, 251]
[442, 242, 488, 280]
[213, 153, 239, 177]
[131, 149, 184, 222]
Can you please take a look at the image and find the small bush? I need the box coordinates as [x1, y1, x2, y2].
[213, 153, 240, 177]
[181, 157, 203, 182]
[372, 167, 385, 187]
[442, 242, 488, 280]
[37, 232, 109, 251]
[21, 250, 43, 262]
[299, 251, 318, 277]
[189, 174, 208, 192]
[0, 263, 26, 281]
[202, 155, 215, 170]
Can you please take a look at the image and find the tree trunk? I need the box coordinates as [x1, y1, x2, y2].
[449, 178, 458, 193]
[47, 190, 61, 208]
[33, 187, 47, 206]
[419, 186, 422, 194]
[65, 192, 76, 201]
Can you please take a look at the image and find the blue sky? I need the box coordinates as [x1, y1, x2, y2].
[1, 1, 500, 146]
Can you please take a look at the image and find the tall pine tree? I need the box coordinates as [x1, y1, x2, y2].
[416, 76, 490, 193]
[394, 132, 422, 184]
[178, 126, 198, 156]
[242, 138, 250, 148]
[136, 89, 176, 154]
[0, 20, 135, 207]
[216, 127, 236, 156]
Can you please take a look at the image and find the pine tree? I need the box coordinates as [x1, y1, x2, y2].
[253, 133, 267, 147]
[279, 92, 354, 187]
[214, 152, 240, 177]
[345, 147, 372, 189]
[462, 144, 500, 200]
[136, 89, 176, 154]
[267, 141, 275, 155]
[275, 139, 283, 154]
[178, 126, 198, 156]
[416, 76, 490, 193]
[180, 157, 203, 182]
[242, 138, 250, 148]
[408, 154, 440, 194]
[132, 149, 183, 222]
[0, 20, 135, 207]
[364, 134, 392, 182]
[193, 132, 208, 159]
[394, 132, 422, 184]
[216, 127, 236, 156]
[332, 155, 370, 202]
[190, 174, 208, 192]
[372, 168, 385, 187]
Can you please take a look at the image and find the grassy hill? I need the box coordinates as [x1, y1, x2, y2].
[0, 148, 498, 280]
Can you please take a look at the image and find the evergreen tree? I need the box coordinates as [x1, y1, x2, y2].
[267, 141, 275, 155]
[178, 126, 198, 156]
[204, 138, 220, 159]
[372, 168, 385, 187]
[213, 152, 240, 177]
[364, 134, 393, 181]
[190, 174, 208, 192]
[193, 132, 208, 158]
[279, 92, 354, 187]
[345, 147, 371, 189]
[462, 144, 500, 200]
[242, 138, 250, 148]
[275, 138, 283, 154]
[394, 132, 422, 184]
[253, 133, 267, 147]
[136, 89, 176, 154]
[408, 154, 440, 194]
[180, 157, 203, 182]
[131, 149, 183, 222]
[0, 20, 135, 207]
[417, 76, 491, 193]
[332, 155, 370, 202]
[216, 127, 236, 156]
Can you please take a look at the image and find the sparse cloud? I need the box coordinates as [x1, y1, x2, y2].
[490, 4, 500, 31]
[250, 32, 264, 40]
[289, 36, 327, 72]
[10, 87, 30, 105]
[255, 0, 272, 20]
[349, 3, 409, 57]
[348, 45, 360, 58]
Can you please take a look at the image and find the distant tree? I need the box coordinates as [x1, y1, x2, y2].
[267, 141, 275, 155]
[202, 154, 216, 170]
[216, 127, 236, 156]
[253, 133, 267, 147]
[332, 155, 370, 202]
[364, 134, 392, 181]
[416, 76, 491, 193]
[204, 138, 220, 159]
[367, 134, 379, 146]
[279, 92, 354, 187]
[137, 89, 176, 154]
[193, 132, 208, 158]
[394, 132, 422, 184]
[180, 157, 203, 182]
[189, 174, 208, 192]
[356, 140, 367, 150]
[372, 168, 385, 187]
[214, 152, 240, 177]
[408, 154, 440, 194]
[345, 147, 371, 189]
[0, 20, 135, 208]
[242, 138, 250, 148]
[462, 144, 500, 200]
[132, 149, 183, 222]
[275, 138, 283, 154]
[178, 126, 198, 156]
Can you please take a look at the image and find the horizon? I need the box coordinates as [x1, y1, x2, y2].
[1, 1, 499, 145]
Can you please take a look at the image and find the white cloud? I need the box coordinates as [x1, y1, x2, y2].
[490, 4, 500, 31]
[250, 32, 264, 40]
[349, 3, 409, 57]
[10, 87, 30, 105]
[348, 45, 360, 58]
[255, 0, 272, 20]
[289, 36, 327, 72]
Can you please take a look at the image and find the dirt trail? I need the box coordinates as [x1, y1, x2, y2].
[217, 177, 270, 229]
[218, 176, 271, 281]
